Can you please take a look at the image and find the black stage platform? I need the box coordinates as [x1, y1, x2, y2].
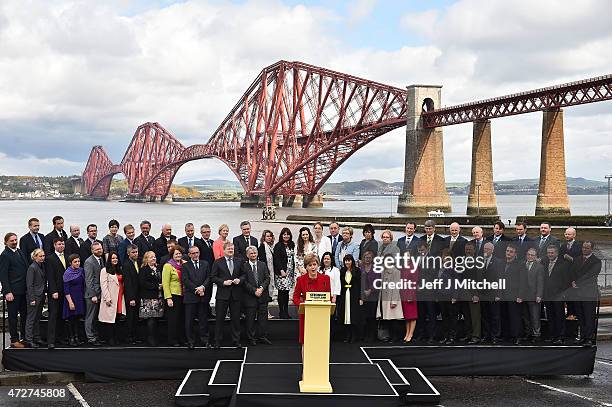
[2, 318, 597, 381]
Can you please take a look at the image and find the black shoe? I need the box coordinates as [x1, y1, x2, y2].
[108, 337, 117, 346]
[439, 337, 448, 344]
[88, 339, 102, 347]
[213, 344, 221, 350]
[426, 338, 435, 345]
[552, 338, 564, 345]
[491, 337, 499, 345]
[188, 342, 195, 350]
[445, 338, 456, 345]
[48, 343, 55, 349]
[458, 336, 469, 342]
[544, 337, 554, 343]
[531, 337, 539, 344]
[233, 342, 243, 349]
[582, 339, 593, 347]
[258, 337, 272, 345]
[171, 343, 181, 347]
[513, 338, 521, 346]
[28, 342, 39, 348]
[249, 339, 257, 346]
[467, 338, 480, 345]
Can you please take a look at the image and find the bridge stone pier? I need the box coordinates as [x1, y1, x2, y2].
[282, 195, 303, 208]
[467, 120, 498, 215]
[302, 193, 324, 208]
[397, 85, 451, 216]
[535, 108, 571, 216]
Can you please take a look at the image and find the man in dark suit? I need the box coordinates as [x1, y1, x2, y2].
[64, 225, 84, 260]
[122, 244, 141, 344]
[178, 223, 204, 254]
[46, 238, 68, 349]
[542, 244, 571, 344]
[134, 220, 156, 264]
[570, 241, 602, 346]
[211, 241, 245, 349]
[242, 246, 272, 346]
[118, 224, 137, 265]
[420, 219, 446, 257]
[0, 233, 29, 347]
[520, 248, 545, 343]
[19, 217, 45, 264]
[481, 242, 503, 343]
[182, 245, 212, 349]
[512, 221, 534, 260]
[199, 224, 215, 266]
[486, 221, 511, 259]
[153, 224, 176, 260]
[534, 222, 560, 260]
[471, 226, 486, 257]
[159, 239, 179, 266]
[232, 221, 258, 263]
[498, 244, 526, 345]
[397, 221, 419, 257]
[80, 224, 101, 266]
[445, 222, 467, 258]
[327, 222, 341, 257]
[559, 227, 582, 319]
[414, 241, 437, 344]
[44, 215, 68, 255]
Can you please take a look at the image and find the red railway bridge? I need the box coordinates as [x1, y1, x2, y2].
[81, 61, 612, 214]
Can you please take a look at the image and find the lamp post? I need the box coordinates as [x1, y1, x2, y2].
[476, 183, 481, 217]
[606, 175, 612, 217]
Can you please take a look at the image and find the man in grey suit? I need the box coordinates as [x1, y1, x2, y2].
[520, 248, 545, 343]
[534, 222, 560, 260]
[241, 246, 272, 346]
[84, 242, 104, 346]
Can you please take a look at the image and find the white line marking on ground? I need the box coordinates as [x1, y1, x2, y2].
[523, 378, 612, 407]
[67, 382, 91, 407]
[596, 360, 612, 366]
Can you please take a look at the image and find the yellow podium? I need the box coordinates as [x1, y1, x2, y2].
[298, 292, 336, 393]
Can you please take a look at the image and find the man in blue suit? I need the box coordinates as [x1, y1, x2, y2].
[0, 233, 29, 348]
[397, 221, 419, 257]
[19, 218, 45, 264]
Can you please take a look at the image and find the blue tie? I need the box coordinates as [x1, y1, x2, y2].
[34, 234, 41, 248]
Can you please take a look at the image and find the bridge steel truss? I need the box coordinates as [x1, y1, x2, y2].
[422, 74, 612, 128]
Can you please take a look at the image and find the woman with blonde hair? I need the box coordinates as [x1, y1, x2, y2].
[138, 251, 164, 346]
[213, 224, 230, 260]
[163, 246, 187, 346]
[376, 229, 404, 342]
[313, 222, 332, 259]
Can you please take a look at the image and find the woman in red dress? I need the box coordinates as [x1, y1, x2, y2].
[293, 253, 331, 345]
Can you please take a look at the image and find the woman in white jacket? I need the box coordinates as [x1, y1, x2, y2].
[313, 222, 332, 260]
[319, 251, 340, 303]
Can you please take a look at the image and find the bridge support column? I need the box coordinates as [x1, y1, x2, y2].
[282, 194, 303, 208]
[398, 85, 451, 216]
[467, 120, 498, 216]
[302, 194, 324, 208]
[535, 108, 571, 216]
[240, 194, 267, 208]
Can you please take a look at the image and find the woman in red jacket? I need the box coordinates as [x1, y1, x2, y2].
[293, 253, 331, 346]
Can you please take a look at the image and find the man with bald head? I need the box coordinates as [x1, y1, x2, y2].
[559, 227, 582, 320]
[65, 225, 84, 260]
[445, 222, 467, 258]
[153, 224, 176, 260]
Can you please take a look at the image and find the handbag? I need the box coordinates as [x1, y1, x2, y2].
[377, 320, 390, 341]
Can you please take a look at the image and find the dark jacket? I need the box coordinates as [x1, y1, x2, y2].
[534, 235, 560, 259]
[481, 256, 503, 301]
[122, 259, 140, 303]
[272, 242, 293, 275]
[65, 236, 84, 262]
[134, 234, 156, 263]
[153, 234, 176, 259]
[512, 235, 534, 260]
[420, 234, 447, 257]
[232, 235, 258, 263]
[559, 240, 583, 262]
[0, 247, 29, 295]
[445, 235, 468, 258]
[397, 235, 419, 257]
[359, 239, 379, 261]
[486, 234, 512, 259]
[26, 261, 47, 302]
[241, 260, 270, 306]
[199, 238, 215, 266]
[80, 238, 102, 266]
[178, 236, 204, 255]
[44, 229, 68, 255]
[336, 266, 362, 324]
[542, 257, 571, 301]
[118, 238, 137, 265]
[570, 254, 602, 301]
[19, 232, 45, 264]
[182, 259, 211, 304]
[46, 252, 66, 296]
[211, 257, 245, 301]
[138, 265, 161, 300]
[498, 258, 525, 301]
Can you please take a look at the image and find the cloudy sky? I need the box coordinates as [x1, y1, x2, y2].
[0, 0, 610, 184]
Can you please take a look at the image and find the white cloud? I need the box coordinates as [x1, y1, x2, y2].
[0, 0, 610, 188]
[347, 0, 377, 26]
[0, 152, 83, 177]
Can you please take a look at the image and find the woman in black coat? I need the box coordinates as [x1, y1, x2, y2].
[138, 251, 163, 346]
[272, 228, 295, 319]
[336, 254, 362, 343]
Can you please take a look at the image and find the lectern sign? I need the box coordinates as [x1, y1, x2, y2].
[305, 292, 330, 302]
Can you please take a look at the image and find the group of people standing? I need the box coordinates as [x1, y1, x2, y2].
[0, 215, 603, 349]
